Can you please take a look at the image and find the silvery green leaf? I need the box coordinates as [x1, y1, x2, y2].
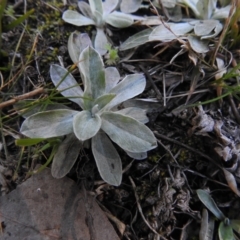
[92, 131, 122, 186]
[105, 67, 120, 92]
[180, 0, 200, 17]
[79, 46, 105, 99]
[188, 36, 209, 53]
[94, 27, 109, 55]
[73, 110, 101, 141]
[93, 94, 116, 110]
[201, 22, 222, 39]
[105, 11, 133, 28]
[51, 133, 82, 178]
[196, 0, 216, 19]
[89, 0, 103, 16]
[218, 221, 234, 240]
[14, 100, 70, 118]
[120, 0, 142, 13]
[103, 0, 119, 14]
[212, 5, 231, 19]
[149, 22, 193, 41]
[194, 20, 219, 36]
[196, 189, 225, 220]
[62, 10, 95, 26]
[78, 1, 95, 20]
[125, 150, 147, 160]
[102, 73, 146, 111]
[119, 28, 154, 51]
[68, 31, 92, 64]
[101, 112, 157, 152]
[20, 109, 78, 138]
[50, 64, 84, 108]
[116, 107, 149, 123]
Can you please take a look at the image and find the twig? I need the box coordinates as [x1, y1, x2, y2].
[129, 176, 168, 240]
[0, 87, 45, 109]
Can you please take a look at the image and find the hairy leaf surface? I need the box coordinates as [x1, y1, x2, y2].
[79, 46, 105, 98]
[68, 31, 92, 64]
[105, 11, 133, 28]
[52, 133, 82, 178]
[62, 10, 95, 26]
[101, 112, 157, 152]
[102, 74, 146, 111]
[116, 107, 148, 123]
[73, 110, 101, 141]
[50, 64, 84, 108]
[20, 109, 78, 138]
[92, 131, 122, 186]
[105, 67, 120, 92]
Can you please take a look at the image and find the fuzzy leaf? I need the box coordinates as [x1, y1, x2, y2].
[102, 0, 119, 14]
[73, 110, 101, 141]
[196, 0, 216, 19]
[188, 36, 209, 53]
[101, 112, 157, 153]
[50, 64, 84, 108]
[116, 107, 149, 123]
[93, 94, 116, 110]
[68, 31, 92, 64]
[62, 10, 95, 26]
[102, 73, 146, 111]
[201, 22, 223, 39]
[218, 221, 234, 240]
[120, 0, 142, 13]
[149, 22, 193, 41]
[105, 67, 120, 92]
[20, 109, 78, 138]
[105, 11, 133, 28]
[89, 0, 103, 16]
[51, 133, 82, 178]
[212, 5, 231, 19]
[119, 28, 154, 51]
[94, 28, 109, 55]
[196, 189, 225, 220]
[79, 46, 105, 99]
[194, 20, 219, 36]
[92, 131, 122, 186]
[78, 1, 95, 20]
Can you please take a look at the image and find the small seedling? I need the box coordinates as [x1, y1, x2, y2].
[105, 44, 119, 65]
[197, 189, 240, 240]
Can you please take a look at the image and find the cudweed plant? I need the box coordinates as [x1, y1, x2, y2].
[62, 0, 136, 55]
[20, 33, 157, 186]
[120, 0, 232, 55]
[197, 189, 240, 240]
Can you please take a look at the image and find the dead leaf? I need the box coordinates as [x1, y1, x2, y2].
[0, 168, 120, 240]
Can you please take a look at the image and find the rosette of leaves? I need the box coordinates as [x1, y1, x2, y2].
[20, 45, 157, 186]
[62, 0, 134, 55]
[120, 0, 231, 54]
